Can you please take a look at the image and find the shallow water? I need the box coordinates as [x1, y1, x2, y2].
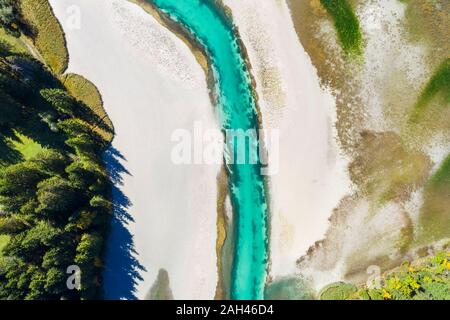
[149, 0, 269, 299]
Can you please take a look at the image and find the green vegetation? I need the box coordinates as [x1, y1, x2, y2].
[319, 282, 357, 300]
[359, 252, 450, 300]
[19, 0, 68, 74]
[320, 0, 362, 55]
[8, 132, 45, 160]
[429, 154, 450, 186]
[411, 58, 450, 121]
[63, 74, 114, 143]
[0, 1, 113, 300]
[0, 52, 111, 300]
[418, 154, 450, 242]
[0, 29, 27, 55]
[319, 252, 450, 300]
[0, 235, 8, 258]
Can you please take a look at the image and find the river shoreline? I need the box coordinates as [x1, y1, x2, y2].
[130, 0, 232, 299]
[147, 0, 270, 299]
[50, 0, 220, 299]
[223, 0, 352, 285]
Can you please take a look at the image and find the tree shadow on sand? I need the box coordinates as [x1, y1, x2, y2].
[102, 147, 146, 300]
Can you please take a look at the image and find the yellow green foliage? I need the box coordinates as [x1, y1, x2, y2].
[62, 73, 114, 143]
[319, 282, 357, 300]
[0, 28, 27, 54]
[320, 252, 450, 300]
[0, 235, 9, 259]
[19, 0, 68, 74]
[8, 132, 45, 160]
[357, 252, 450, 300]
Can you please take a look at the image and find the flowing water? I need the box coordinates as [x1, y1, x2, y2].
[148, 0, 269, 299]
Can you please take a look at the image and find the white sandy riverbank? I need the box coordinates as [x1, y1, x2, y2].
[223, 0, 352, 279]
[50, 0, 219, 299]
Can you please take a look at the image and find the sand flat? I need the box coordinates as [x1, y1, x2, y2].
[223, 0, 352, 279]
[50, 0, 220, 299]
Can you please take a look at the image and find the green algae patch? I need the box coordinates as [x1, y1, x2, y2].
[418, 154, 450, 242]
[411, 58, 450, 121]
[320, 0, 362, 56]
[319, 282, 357, 300]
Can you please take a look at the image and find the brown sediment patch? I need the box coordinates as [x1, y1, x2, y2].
[342, 209, 414, 285]
[296, 130, 431, 285]
[259, 67, 285, 113]
[286, 0, 448, 289]
[297, 194, 415, 287]
[214, 165, 229, 300]
[217, 200, 236, 300]
[287, 0, 365, 152]
[401, 0, 449, 65]
[349, 131, 432, 204]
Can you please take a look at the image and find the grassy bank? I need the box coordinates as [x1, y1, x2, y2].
[63, 74, 114, 143]
[319, 0, 362, 55]
[19, 0, 68, 74]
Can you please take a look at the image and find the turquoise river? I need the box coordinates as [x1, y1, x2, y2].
[148, 0, 269, 299]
